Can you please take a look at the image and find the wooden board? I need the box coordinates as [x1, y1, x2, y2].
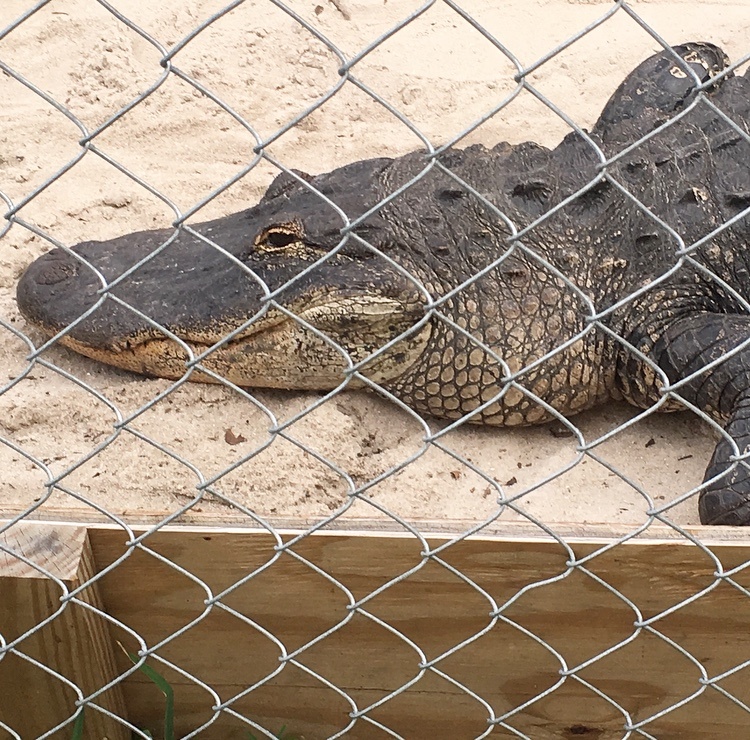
[74, 522, 750, 739]
[4, 519, 750, 737]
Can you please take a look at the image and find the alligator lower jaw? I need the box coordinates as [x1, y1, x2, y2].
[52, 299, 433, 391]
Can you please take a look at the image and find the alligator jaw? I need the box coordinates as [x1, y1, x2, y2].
[47, 295, 432, 390]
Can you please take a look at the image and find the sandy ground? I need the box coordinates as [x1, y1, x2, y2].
[1, 0, 749, 529]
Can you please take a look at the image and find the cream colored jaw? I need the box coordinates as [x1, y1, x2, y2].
[53, 296, 427, 390]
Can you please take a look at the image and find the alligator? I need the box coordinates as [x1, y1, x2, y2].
[16, 43, 750, 525]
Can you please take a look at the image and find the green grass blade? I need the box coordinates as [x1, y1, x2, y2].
[130, 657, 174, 740]
[118, 642, 175, 740]
[70, 709, 85, 740]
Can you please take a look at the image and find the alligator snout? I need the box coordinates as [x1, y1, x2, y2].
[26, 248, 80, 286]
[17, 246, 99, 339]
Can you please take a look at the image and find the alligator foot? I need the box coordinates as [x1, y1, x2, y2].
[699, 422, 750, 526]
[650, 317, 750, 526]
[700, 486, 750, 525]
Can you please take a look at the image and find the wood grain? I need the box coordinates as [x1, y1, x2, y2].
[83, 523, 750, 739]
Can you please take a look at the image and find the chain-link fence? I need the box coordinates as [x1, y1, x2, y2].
[3, 0, 750, 737]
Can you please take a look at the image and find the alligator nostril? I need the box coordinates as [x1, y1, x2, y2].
[34, 256, 79, 285]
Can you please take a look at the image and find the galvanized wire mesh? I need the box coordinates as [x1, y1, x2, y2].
[3, 0, 750, 737]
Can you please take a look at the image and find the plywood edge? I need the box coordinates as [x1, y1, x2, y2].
[79, 516, 750, 738]
[4, 516, 750, 547]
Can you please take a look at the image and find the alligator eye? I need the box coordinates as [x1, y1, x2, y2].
[255, 224, 302, 250]
[265, 230, 298, 248]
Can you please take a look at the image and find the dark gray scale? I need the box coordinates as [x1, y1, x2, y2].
[592, 41, 730, 137]
[697, 75, 750, 295]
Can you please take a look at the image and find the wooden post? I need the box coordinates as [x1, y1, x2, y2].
[0, 522, 128, 739]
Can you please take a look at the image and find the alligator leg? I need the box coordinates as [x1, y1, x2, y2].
[650, 314, 750, 524]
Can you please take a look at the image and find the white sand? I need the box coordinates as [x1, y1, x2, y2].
[1, 0, 748, 528]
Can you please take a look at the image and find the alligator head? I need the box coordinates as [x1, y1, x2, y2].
[16, 157, 434, 390]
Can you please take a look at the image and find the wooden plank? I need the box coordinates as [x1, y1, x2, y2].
[0, 522, 128, 739]
[81, 523, 750, 738]
[13, 508, 750, 541]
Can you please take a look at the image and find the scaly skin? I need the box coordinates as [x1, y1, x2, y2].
[16, 43, 750, 524]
